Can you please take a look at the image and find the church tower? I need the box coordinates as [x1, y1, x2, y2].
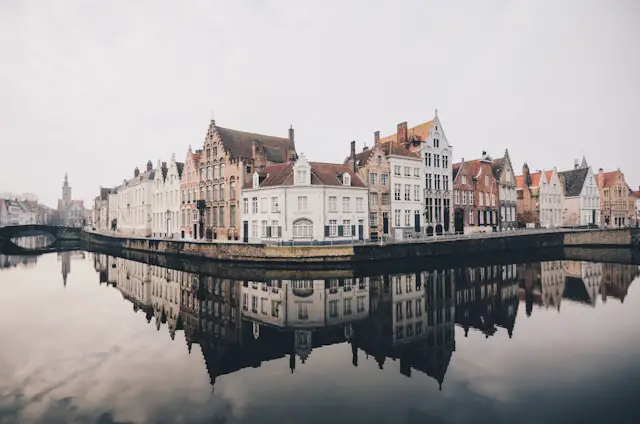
[62, 173, 72, 206]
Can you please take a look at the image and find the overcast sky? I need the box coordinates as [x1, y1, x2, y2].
[1, 0, 638, 207]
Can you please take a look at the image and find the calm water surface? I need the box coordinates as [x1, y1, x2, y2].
[1, 250, 640, 424]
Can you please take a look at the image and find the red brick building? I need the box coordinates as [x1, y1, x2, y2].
[452, 153, 499, 233]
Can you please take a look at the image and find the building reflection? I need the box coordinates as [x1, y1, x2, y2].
[88, 254, 637, 393]
[57, 251, 85, 286]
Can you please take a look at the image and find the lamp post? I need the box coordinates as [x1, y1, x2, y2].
[166, 209, 170, 238]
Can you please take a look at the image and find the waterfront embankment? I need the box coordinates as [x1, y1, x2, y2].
[82, 228, 640, 265]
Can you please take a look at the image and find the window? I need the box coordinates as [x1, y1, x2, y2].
[370, 193, 378, 206]
[343, 219, 352, 236]
[406, 300, 413, 318]
[435, 154, 440, 168]
[357, 296, 365, 313]
[230, 179, 236, 200]
[491, 193, 495, 207]
[344, 298, 352, 315]
[381, 174, 388, 186]
[369, 172, 377, 185]
[443, 175, 449, 191]
[298, 303, 309, 320]
[462, 175, 467, 185]
[415, 298, 422, 317]
[271, 220, 279, 237]
[469, 190, 474, 205]
[369, 212, 378, 228]
[343, 197, 351, 212]
[356, 197, 364, 212]
[251, 295, 258, 313]
[252, 197, 258, 213]
[260, 197, 267, 213]
[219, 206, 225, 226]
[404, 184, 411, 201]
[435, 175, 441, 190]
[413, 167, 420, 177]
[329, 300, 339, 318]
[479, 193, 483, 206]
[404, 166, 411, 177]
[261, 220, 268, 237]
[394, 165, 401, 175]
[395, 302, 403, 320]
[426, 174, 432, 190]
[404, 210, 411, 226]
[343, 174, 351, 186]
[230, 205, 236, 227]
[329, 196, 337, 212]
[394, 209, 401, 226]
[443, 156, 449, 168]
[414, 185, 420, 202]
[394, 184, 401, 200]
[293, 218, 313, 238]
[243, 198, 249, 214]
[434, 138, 440, 148]
[382, 193, 390, 205]
[297, 196, 308, 211]
[485, 192, 490, 206]
[485, 175, 489, 186]
[329, 219, 338, 236]
[220, 184, 225, 200]
[455, 190, 461, 204]
[426, 153, 432, 167]
[271, 197, 279, 212]
[272, 300, 281, 318]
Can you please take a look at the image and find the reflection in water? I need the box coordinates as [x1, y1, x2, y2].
[86, 253, 640, 393]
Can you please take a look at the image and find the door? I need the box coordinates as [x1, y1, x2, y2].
[444, 207, 450, 232]
[414, 213, 421, 233]
[358, 219, 364, 241]
[383, 215, 389, 234]
[454, 209, 464, 234]
[243, 221, 249, 242]
[193, 224, 197, 239]
[592, 209, 596, 225]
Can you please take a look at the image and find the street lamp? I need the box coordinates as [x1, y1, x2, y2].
[166, 209, 171, 238]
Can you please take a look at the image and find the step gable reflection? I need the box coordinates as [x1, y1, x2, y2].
[89, 253, 638, 393]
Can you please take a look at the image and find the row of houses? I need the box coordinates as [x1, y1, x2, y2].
[0, 198, 51, 227]
[91, 112, 640, 242]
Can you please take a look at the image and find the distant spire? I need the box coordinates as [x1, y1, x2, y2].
[580, 156, 588, 169]
[435, 108, 438, 117]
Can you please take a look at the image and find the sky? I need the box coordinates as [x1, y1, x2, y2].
[1, 0, 638, 207]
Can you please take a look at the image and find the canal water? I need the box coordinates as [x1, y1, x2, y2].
[1, 250, 639, 424]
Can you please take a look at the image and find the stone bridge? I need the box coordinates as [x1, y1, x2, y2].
[0, 225, 84, 252]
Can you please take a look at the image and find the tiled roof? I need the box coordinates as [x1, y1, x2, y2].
[558, 168, 589, 197]
[632, 190, 640, 198]
[544, 170, 553, 184]
[383, 142, 421, 159]
[176, 162, 185, 178]
[379, 120, 434, 144]
[216, 127, 290, 163]
[516, 172, 542, 190]
[595, 171, 619, 188]
[492, 157, 505, 179]
[247, 161, 366, 189]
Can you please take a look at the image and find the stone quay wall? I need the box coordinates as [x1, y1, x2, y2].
[83, 228, 640, 264]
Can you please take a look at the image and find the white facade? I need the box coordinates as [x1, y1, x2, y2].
[421, 114, 454, 235]
[152, 154, 183, 238]
[108, 191, 119, 230]
[561, 166, 601, 227]
[241, 155, 369, 243]
[539, 169, 564, 228]
[0, 200, 37, 226]
[388, 154, 424, 240]
[115, 163, 155, 236]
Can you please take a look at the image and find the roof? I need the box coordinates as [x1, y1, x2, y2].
[176, 162, 185, 178]
[216, 127, 291, 163]
[544, 170, 553, 184]
[383, 142, 421, 159]
[558, 167, 589, 197]
[99, 187, 112, 201]
[247, 161, 366, 189]
[516, 172, 542, 190]
[632, 190, 640, 199]
[346, 147, 375, 168]
[454, 158, 494, 183]
[492, 157, 505, 179]
[595, 171, 619, 189]
[378, 120, 434, 144]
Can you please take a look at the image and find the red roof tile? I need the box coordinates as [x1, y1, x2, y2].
[516, 172, 542, 190]
[383, 142, 421, 159]
[595, 171, 619, 188]
[246, 161, 366, 189]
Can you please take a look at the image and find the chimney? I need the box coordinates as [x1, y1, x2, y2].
[574, 158, 579, 169]
[598, 168, 604, 174]
[523, 163, 531, 187]
[482, 150, 487, 156]
[134, 167, 140, 178]
[350, 140, 357, 173]
[397, 122, 408, 145]
[374, 130, 380, 146]
[146, 160, 153, 172]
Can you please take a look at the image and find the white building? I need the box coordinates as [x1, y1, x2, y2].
[0, 199, 37, 226]
[377, 113, 454, 235]
[92, 187, 113, 230]
[115, 161, 155, 236]
[492, 150, 518, 231]
[386, 143, 424, 240]
[151, 154, 184, 238]
[241, 154, 369, 243]
[539, 168, 564, 228]
[559, 158, 601, 227]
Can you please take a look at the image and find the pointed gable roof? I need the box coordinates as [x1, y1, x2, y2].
[379, 120, 434, 144]
[215, 127, 291, 163]
[558, 167, 589, 197]
[516, 172, 542, 190]
[383, 142, 421, 159]
[595, 170, 620, 189]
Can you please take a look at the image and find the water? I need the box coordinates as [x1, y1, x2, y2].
[1, 248, 640, 424]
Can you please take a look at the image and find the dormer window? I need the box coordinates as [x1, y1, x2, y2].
[343, 173, 351, 186]
[252, 172, 259, 188]
[295, 169, 309, 185]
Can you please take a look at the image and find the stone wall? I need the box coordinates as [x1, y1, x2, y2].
[564, 229, 631, 247]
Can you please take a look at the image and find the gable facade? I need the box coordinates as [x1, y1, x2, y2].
[180, 146, 201, 239]
[596, 169, 635, 227]
[492, 150, 517, 231]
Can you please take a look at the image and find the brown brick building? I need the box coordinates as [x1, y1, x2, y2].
[595, 168, 635, 228]
[345, 132, 391, 240]
[452, 153, 499, 233]
[197, 119, 296, 240]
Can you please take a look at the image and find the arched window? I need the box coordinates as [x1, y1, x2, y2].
[229, 177, 236, 200]
[213, 185, 219, 201]
[220, 164, 225, 178]
[293, 218, 313, 239]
